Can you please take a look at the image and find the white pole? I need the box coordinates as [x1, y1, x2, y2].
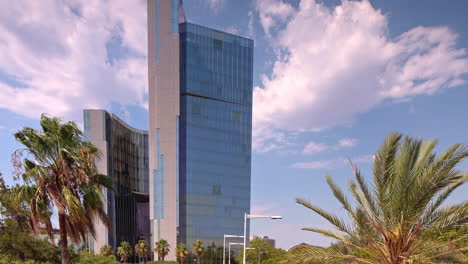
[243, 213, 247, 264]
[223, 235, 226, 264]
[228, 243, 231, 264]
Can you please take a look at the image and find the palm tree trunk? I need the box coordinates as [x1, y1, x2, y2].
[59, 213, 69, 264]
[198, 256, 202, 264]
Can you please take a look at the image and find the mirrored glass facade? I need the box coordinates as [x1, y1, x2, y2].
[84, 110, 150, 253]
[179, 22, 253, 246]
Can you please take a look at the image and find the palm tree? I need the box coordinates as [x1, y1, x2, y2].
[176, 243, 189, 264]
[135, 240, 150, 264]
[155, 239, 171, 261]
[117, 241, 132, 263]
[13, 114, 111, 264]
[99, 244, 113, 256]
[192, 240, 205, 264]
[292, 133, 468, 264]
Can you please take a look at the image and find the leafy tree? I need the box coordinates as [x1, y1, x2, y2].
[0, 173, 28, 231]
[203, 242, 217, 264]
[237, 238, 287, 264]
[291, 132, 468, 264]
[0, 219, 61, 263]
[117, 241, 132, 263]
[215, 245, 224, 264]
[155, 239, 170, 261]
[99, 245, 113, 257]
[71, 251, 118, 264]
[192, 240, 205, 264]
[0, 172, 60, 264]
[13, 114, 112, 264]
[135, 240, 150, 264]
[176, 243, 189, 264]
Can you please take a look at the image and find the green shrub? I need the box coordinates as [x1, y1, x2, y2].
[71, 252, 119, 264]
[0, 220, 60, 264]
[147, 261, 179, 264]
[99, 245, 113, 256]
[0, 254, 55, 264]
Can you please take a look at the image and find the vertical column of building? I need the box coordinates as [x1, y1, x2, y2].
[147, 0, 180, 260]
[83, 110, 112, 253]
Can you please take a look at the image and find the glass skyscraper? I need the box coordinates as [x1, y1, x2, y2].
[87, 0, 253, 259]
[179, 23, 253, 246]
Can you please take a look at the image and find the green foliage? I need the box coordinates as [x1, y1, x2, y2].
[135, 240, 150, 263]
[192, 240, 205, 264]
[237, 238, 288, 264]
[99, 244, 113, 256]
[0, 220, 60, 263]
[0, 173, 60, 264]
[117, 241, 133, 263]
[0, 254, 55, 264]
[0, 173, 28, 230]
[71, 252, 118, 264]
[155, 239, 170, 261]
[291, 132, 468, 264]
[176, 243, 190, 264]
[201, 242, 225, 264]
[147, 261, 179, 264]
[12, 114, 112, 264]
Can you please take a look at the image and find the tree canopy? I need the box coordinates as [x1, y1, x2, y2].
[291, 132, 468, 264]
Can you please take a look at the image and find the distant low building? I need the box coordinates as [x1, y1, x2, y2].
[250, 235, 276, 247]
[38, 223, 85, 250]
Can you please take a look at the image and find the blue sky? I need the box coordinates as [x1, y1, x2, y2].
[1, 0, 468, 249]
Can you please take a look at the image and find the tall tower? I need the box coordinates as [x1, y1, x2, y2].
[147, 0, 180, 259]
[148, 0, 253, 258]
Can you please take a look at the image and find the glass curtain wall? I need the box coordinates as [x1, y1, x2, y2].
[179, 22, 253, 247]
[84, 110, 150, 254]
[109, 115, 150, 249]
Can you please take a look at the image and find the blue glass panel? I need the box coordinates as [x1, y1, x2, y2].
[171, 0, 179, 34]
[154, 129, 165, 219]
[179, 23, 253, 246]
[155, 0, 160, 61]
[83, 110, 91, 140]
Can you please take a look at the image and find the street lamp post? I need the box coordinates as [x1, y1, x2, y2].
[243, 214, 282, 264]
[229, 243, 244, 264]
[224, 234, 244, 264]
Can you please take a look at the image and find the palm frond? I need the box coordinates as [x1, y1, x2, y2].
[293, 133, 468, 264]
[297, 198, 353, 235]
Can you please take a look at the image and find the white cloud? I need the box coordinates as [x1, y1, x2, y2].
[225, 26, 240, 35]
[207, 0, 226, 13]
[253, 0, 468, 152]
[291, 159, 336, 169]
[256, 0, 295, 37]
[247, 10, 255, 39]
[303, 141, 328, 154]
[291, 154, 373, 169]
[0, 0, 147, 121]
[302, 137, 357, 154]
[338, 138, 357, 147]
[253, 125, 298, 153]
[251, 203, 277, 215]
[352, 154, 373, 163]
